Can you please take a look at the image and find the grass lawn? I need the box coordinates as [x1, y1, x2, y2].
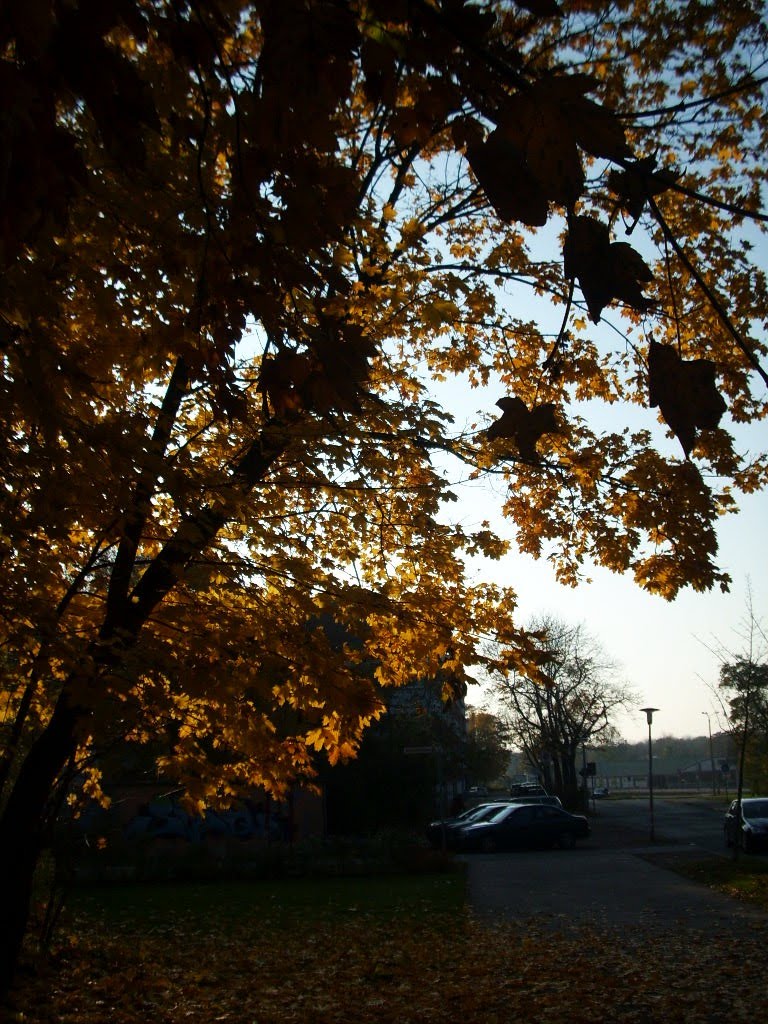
[645, 850, 768, 910]
[65, 870, 467, 931]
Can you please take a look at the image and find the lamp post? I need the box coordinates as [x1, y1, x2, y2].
[702, 711, 716, 797]
[641, 707, 659, 842]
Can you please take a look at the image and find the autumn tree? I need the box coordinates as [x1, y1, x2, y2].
[1, 0, 767, 995]
[490, 618, 635, 806]
[465, 707, 512, 787]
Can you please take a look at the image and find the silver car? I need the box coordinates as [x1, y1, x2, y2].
[724, 797, 768, 853]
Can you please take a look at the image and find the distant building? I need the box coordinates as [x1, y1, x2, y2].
[586, 732, 739, 793]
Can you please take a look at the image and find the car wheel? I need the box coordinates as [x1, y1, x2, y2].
[557, 831, 576, 850]
[480, 836, 497, 853]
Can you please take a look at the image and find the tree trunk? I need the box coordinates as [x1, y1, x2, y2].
[0, 680, 37, 800]
[551, 756, 564, 798]
[554, 750, 581, 810]
[0, 692, 79, 999]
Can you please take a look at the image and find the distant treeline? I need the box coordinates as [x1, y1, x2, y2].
[594, 733, 733, 764]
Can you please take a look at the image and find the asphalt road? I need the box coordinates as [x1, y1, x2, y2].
[589, 794, 731, 853]
[464, 796, 768, 934]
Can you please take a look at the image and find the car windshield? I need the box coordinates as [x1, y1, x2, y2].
[744, 800, 768, 819]
[453, 803, 504, 825]
[465, 803, 505, 822]
[486, 805, 517, 823]
[455, 807, 482, 822]
[465, 805, 495, 822]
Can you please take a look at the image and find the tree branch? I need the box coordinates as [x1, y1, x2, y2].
[103, 357, 191, 636]
[122, 419, 292, 635]
[648, 196, 768, 388]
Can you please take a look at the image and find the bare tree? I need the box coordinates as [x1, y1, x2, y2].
[490, 618, 636, 808]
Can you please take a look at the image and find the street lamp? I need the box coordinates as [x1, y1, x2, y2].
[702, 711, 716, 797]
[641, 707, 659, 842]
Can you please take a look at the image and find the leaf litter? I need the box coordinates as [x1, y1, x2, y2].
[9, 903, 768, 1024]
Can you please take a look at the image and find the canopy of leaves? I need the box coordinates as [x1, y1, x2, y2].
[1, 0, 767, 822]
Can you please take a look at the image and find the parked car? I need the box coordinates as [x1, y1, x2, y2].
[425, 801, 509, 849]
[724, 797, 768, 853]
[510, 795, 563, 808]
[509, 783, 548, 798]
[455, 802, 590, 852]
[593, 787, 610, 799]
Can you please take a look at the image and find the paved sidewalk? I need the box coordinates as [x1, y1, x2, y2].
[467, 848, 768, 932]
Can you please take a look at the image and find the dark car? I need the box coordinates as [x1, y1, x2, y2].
[456, 802, 590, 852]
[509, 783, 548, 798]
[425, 802, 509, 849]
[724, 797, 768, 853]
[509, 794, 563, 808]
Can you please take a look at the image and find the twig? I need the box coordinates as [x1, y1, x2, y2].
[543, 278, 575, 371]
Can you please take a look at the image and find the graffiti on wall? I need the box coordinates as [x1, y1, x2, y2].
[123, 797, 291, 843]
